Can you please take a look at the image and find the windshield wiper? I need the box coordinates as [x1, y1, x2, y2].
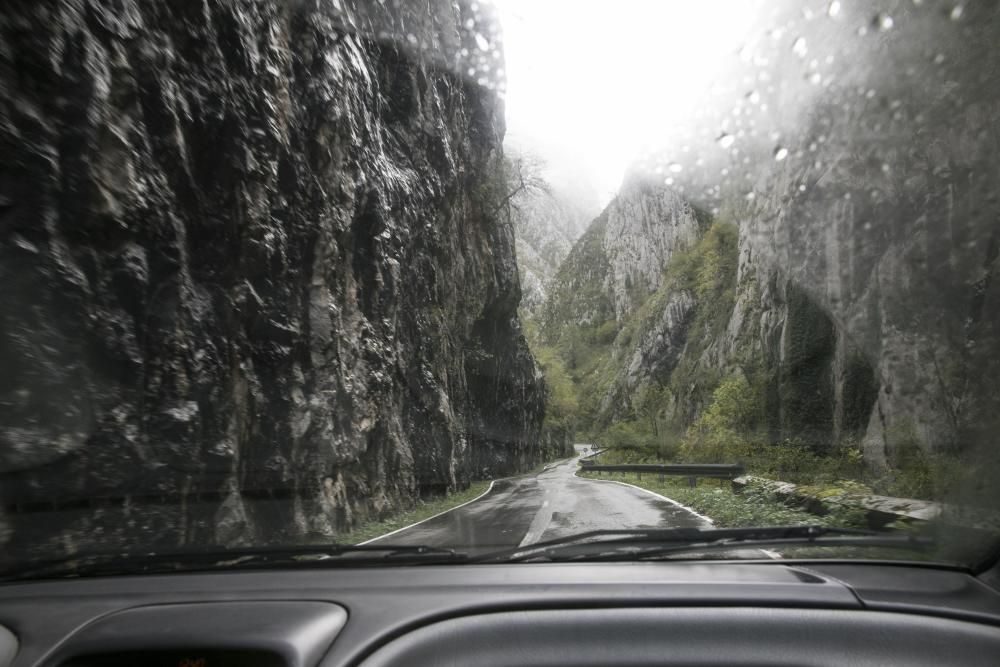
[473, 525, 934, 563]
[0, 543, 469, 582]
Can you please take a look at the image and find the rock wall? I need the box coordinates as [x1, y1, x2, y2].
[541, 1, 999, 484]
[0, 0, 548, 562]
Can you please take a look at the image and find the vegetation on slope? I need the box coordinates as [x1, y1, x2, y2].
[531, 207, 968, 502]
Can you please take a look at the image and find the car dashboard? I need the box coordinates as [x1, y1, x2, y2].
[2, 560, 1000, 666]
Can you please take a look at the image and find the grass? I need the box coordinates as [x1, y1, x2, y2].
[578, 471, 867, 530]
[338, 481, 493, 545]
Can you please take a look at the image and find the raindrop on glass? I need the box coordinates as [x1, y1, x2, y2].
[950, 5, 963, 20]
[875, 13, 894, 31]
[665, 177, 675, 186]
[774, 147, 789, 161]
[828, 1, 841, 17]
[717, 133, 736, 149]
[745, 192, 756, 201]
[792, 37, 808, 57]
[474, 33, 490, 51]
[668, 162, 683, 173]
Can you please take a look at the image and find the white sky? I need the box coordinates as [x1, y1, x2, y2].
[492, 0, 763, 204]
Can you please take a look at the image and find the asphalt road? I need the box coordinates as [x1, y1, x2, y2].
[364, 445, 710, 552]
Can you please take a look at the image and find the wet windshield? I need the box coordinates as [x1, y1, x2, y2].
[1, 0, 998, 575]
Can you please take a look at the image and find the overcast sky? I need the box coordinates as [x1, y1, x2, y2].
[492, 0, 762, 205]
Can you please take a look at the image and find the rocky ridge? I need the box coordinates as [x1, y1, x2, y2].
[0, 0, 554, 561]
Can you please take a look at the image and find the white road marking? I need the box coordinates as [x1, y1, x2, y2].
[358, 480, 497, 545]
[518, 496, 557, 547]
[575, 471, 715, 526]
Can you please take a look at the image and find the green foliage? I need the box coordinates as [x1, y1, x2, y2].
[600, 420, 656, 451]
[679, 373, 765, 463]
[873, 421, 967, 500]
[531, 343, 579, 434]
[662, 221, 743, 427]
[594, 319, 619, 344]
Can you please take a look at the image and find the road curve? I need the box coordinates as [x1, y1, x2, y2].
[364, 445, 709, 552]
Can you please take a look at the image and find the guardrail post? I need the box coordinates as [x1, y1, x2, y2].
[687, 476, 697, 488]
[658, 472, 664, 482]
[637, 471, 642, 480]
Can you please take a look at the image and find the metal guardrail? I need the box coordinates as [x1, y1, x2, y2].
[578, 461, 744, 486]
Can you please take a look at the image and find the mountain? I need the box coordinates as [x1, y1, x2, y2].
[0, 0, 556, 561]
[533, 0, 999, 509]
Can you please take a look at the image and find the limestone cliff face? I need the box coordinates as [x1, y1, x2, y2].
[512, 187, 591, 316]
[603, 176, 702, 320]
[542, 1, 999, 478]
[542, 175, 701, 332]
[544, 173, 886, 452]
[0, 0, 548, 561]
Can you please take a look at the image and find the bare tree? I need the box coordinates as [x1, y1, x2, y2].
[494, 150, 551, 215]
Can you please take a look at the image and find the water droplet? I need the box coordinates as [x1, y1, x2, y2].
[792, 37, 808, 57]
[828, 1, 841, 17]
[933, 53, 946, 65]
[799, 184, 807, 192]
[665, 177, 675, 185]
[474, 33, 490, 51]
[668, 162, 683, 173]
[745, 192, 756, 201]
[857, 25, 868, 36]
[865, 88, 876, 98]
[717, 133, 736, 149]
[406, 33, 418, 45]
[467, 67, 477, 77]
[809, 72, 822, 85]
[950, 5, 963, 20]
[465, 18, 475, 29]
[746, 90, 761, 104]
[875, 13, 894, 31]
[774, 147, 789, 161]
[881, 163, 891, 173]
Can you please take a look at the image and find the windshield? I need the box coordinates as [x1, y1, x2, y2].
[1, 0, 998, 576]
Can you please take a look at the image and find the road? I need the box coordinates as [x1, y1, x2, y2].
[364, 445, 710, 552]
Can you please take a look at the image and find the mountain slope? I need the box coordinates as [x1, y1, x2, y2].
[0, 0, 552, 561]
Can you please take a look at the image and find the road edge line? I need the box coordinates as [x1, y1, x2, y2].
[574, 469, 716, 526]
[357, 480, 497, 545]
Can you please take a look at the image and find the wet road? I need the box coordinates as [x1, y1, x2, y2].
[363, 445, 709, 552]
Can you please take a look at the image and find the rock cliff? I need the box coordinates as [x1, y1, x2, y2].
[0, 0, 549, 561]
[538, 1, 999, 499]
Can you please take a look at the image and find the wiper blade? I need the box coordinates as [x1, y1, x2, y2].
[473, 525, 933, 563]
[1, 543, 468, 582]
